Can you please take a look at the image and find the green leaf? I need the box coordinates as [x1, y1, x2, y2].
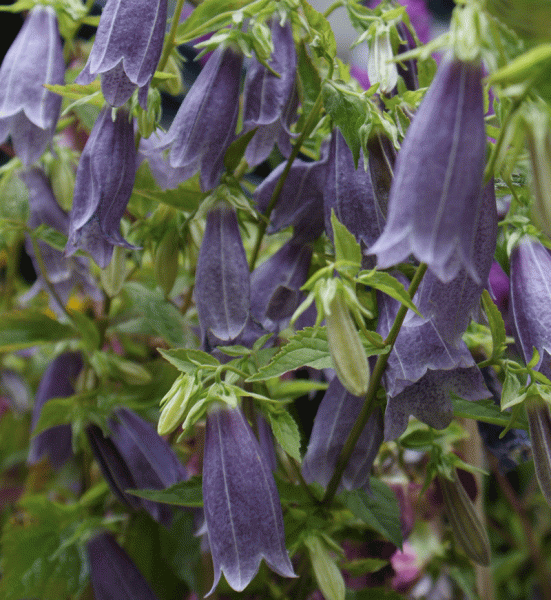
[342, 478, 403, 549]
[481, 289, 507, 359]
[0, 311, 74, 351]
[452, 395, 529, 430]
[297, 40, 322, 117]
[32, 392, 97, 437]
[341, 558, 389, 575]
[501, 369, 527, 411]
[300, 0, 337, 61]
[69, 310, 100, 352]
[33, 224, 68, 251]
[356, 269, 422, 316]
[224, 128, 258, 172]
[126, 476, 203, 507]
[304, 534, 345, 600]
[266, 410, 301, 461]
[322, 80, 365, 168]
[158, 348, 220, 373]
[487, 44, 551, 86]
[331, 210, 362, 266]
[350, 587, 406, 600]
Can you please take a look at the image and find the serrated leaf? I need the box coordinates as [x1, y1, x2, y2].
[301, 0, 337, 60]
[126, 476, 203, 507]
[0, 311, 74, 351]
[158, 348, 220, 373]
[481, 289, 507, 359]
[452, 395, 528, 430]
[357, 269, 422, 316]
[331, 210, 362, 266]
[297, 40, 322, 117]
[266, 410, 301, 461]
[342, 479, 403, 549]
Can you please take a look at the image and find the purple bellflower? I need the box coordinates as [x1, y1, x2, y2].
[76, 0, 167, 109]
[87, 408, 188, 526]
[66, 107, 137, 268]
[369, 54, 486, 283]
[302, 376, 383, 491]
[242, 19, 298, 167]
[154, 47, 243, 191]
[203, 405, 296, 593]
[21, 168, 100, 313]
[87, 532, 160, 600]
[195, 204, 251, 350]
[0, 6, 64, 165]
[28, 352, 83, 470]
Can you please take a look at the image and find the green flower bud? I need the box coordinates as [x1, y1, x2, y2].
[158, 373, 201, 436]
[438, 470, 491, 566]
[367, 29, 398, 95]
[136, 87, 162, 139]
[154, 228, 180, 297]
[99, 245, 128, 298]
[326, 290, 370, 397]
[111, 356, 152, 385]
[158, 54, 183, 97]
[50, 152, 76, 212]
[526, 395, 551, 506]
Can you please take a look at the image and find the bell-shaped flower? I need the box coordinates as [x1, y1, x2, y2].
[86, 408, 188, 525]
[154, 47, 243, 191]
[195, 203, 251, 350]
[242, 20, 298, 167]
[0, 6, 64, 165]
[76, 0, 167, 109]
[253, 148, 329, 242]
[324, 129, 386, 252]
[378, 280, 490, 440]
[28, 352, 82, 470]
[302, 376, 383, 491]
[66, 107, 137, 268]
[250, 238, 312, 333]
[369, 54, 486, 283]
[21, 168, 100, 312]
[203, 405, 296, 593]
[87, 532, 160, 600]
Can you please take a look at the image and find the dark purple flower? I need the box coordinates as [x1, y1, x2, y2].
[242, 20, 297, 167]
[66, 107, 137, 268]
[203, 406, 296, 593]
[302, 376, 383, 491]
[87, 408, 188, 525]
[195, 204, 251, 349]
[250, 238, 312, 333]
[28, 352, 83, 470]
[0, 6, 64, 165]
[87, 532, 160, 600]
[76, 0, 167, 108]
[154, 47, 243, 191]
[369, 55, 486, 283]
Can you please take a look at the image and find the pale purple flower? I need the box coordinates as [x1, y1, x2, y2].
[302, 376, 383, 491]
[28, 352, 82, 470]
[154, 47, 243, 191]
[369, 55, 486, 283]
[87, 532, 160, 600]
[76, 0, 167, 108]
[203, 406, 296, 593]
[0, 6, 64, 165]
[66, 107, 137, 268]
[242, 20, 298, 167]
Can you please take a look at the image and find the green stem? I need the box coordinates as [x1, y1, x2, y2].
[158, 0, 187, 73]
[248, 90, 325, 270]
[321, 262, 428, 505]
[323, 0, 344, 18]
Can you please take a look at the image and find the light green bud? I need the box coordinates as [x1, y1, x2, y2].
[100, 245, 128, 297]
[367, 29, 398, 95]
[159, 54, 183, 97]
[154, 228, 180, 297]
[50, 155, 75, 212]
[158, 374, 200, 436]
[137, 87, 162, 139]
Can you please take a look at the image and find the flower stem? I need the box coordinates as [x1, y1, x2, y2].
[158, 0, 187, 73]
[321, 262, 428, 505]
[248, 90, 324, 270]
[323, 1, 344, 18]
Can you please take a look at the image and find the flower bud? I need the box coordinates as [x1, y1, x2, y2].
[438, 470, 491, 566]
[367, 29, 398, 95]
[50, 152, 76, 212]
[154, 228, 179, 297]
[326, 290, 370, 397]
[158, 373, 200, 436]
[159, 54, 183, 97]
[525, 396, 551, 506]
[100, 245, 128, 298]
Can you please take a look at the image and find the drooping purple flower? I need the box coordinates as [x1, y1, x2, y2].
[203, 405, 296, 593]
[242, 19, 298, 167]
[369, 55, 486, 283]
[253, 148, 329, 242]
[66, 107, 137, 268]
[302, 376, 383, 491]
[28, 352, 83, 470]
[250, 238, 312, 333]
[20, 168, 100, 312]
[76, 0, 167, 109]
[195, 204, 251, 349]
[0, 6, 64, 165]
[87, 408, 188, 525]
[87, 532, 161, 600]
[154, 47, 243, 191]
[324, 129, 386, 253]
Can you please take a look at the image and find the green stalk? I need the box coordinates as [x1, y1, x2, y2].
[158, 0, 187, 73]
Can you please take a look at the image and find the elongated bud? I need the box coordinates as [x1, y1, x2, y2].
[158, 373, 200, 436]
[159, 54, 183, 96]
[438, 470, 491, 566]
[50, 153, 76, 212]
[100, 245, 128, 297]
[154, 228, 179, 297]
[367, 29, 398, 95]
[326, 290, 369, 397]
[526, 396, 551, 506]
